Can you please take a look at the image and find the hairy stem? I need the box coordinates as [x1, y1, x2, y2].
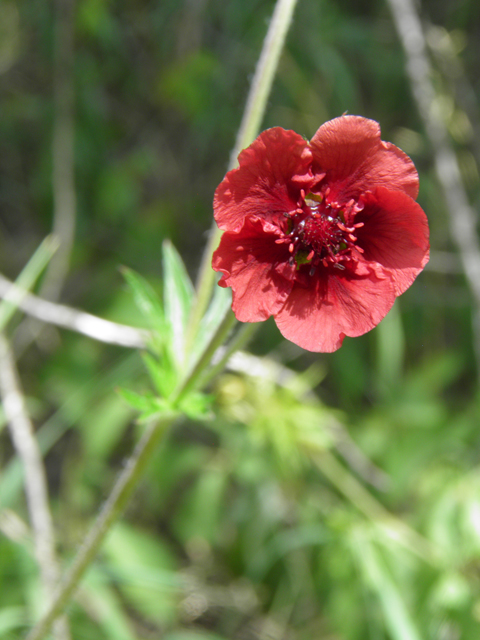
[24, 412, 178, 640]
[186, 0, 300, 351]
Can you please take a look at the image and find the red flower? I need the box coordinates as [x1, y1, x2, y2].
[212, 116, 429, 352]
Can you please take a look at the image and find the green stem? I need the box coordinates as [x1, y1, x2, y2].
[228, 0, 299, 168]
[25, 412, 178, 640]
[199, 321, 260, 390]
[176, 309, 237, 402]
[0, 236, 58, 333]
[186, 0, 300, 351]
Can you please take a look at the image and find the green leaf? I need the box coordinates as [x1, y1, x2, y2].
[121, 267, 165, 335]
[82, 564, 139, 640]
[164, 633, 228, 640]
[142, 352, 177, 398]
[117, 388, 171, 415]
[102, 522, 179, 625]
[162, 240, 195, 369]
[178, 391, 213, 420]
[0, 235, 58, 332]
[0, 607, 28, 634]
[354, 531, 422, 640]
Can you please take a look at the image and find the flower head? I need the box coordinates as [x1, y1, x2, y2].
[212, 115, 429, 352]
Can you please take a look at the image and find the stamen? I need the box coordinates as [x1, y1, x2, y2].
[288, 189, 363, 274]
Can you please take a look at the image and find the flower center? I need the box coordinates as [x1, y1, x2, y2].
[280, 190, 364, 273]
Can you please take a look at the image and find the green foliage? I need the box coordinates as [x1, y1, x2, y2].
[121, 243, 220, 423]
[162, 239, 195, 370]
[2, 0, 480, 638]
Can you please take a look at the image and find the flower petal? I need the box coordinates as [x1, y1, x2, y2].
[355, 187, 430, 295]
[214, 128, 313, 233]
[274, 264, 396, 352]
[212, 218, 295, 322]
[310, 115, 419, 202]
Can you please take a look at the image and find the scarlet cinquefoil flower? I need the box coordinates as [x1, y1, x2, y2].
[212, 115, 429, 352]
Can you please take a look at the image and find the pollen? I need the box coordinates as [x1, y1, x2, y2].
[284, 190, 362, 271]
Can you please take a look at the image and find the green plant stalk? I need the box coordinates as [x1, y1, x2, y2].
[0, 236, 59, 332]
[198, 321, 260, 390]
[25, 412, 178, 640]
[177, 309, 237, 401]
[186, 0, 300, 352]
[27, 305, 237, 640]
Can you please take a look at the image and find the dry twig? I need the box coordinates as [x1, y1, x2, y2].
[386, 0, 480, 366]
[0, 334, 70, 640]
[0, 273, 149, 349]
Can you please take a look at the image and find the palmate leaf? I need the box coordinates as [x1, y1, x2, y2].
[121, 267, 165, 334]
[178, 391, 214, 421]
[142, 352, 177, 398]
[121, 266, 179, 384]
[162, 239, 195, 369]
[117, 388, 171, 421]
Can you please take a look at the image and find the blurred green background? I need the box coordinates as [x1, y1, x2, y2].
[1, 0, 480, 638]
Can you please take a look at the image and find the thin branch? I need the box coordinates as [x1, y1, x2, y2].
[426, 24, 480, 167]
[0, 274, 149, 349]
[16, 0, 76, 353]
[386, 0, 480, 368]
[187, 0, 300, 351]
[0, 334, 71, 640]
[42, 0, 76, 301]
